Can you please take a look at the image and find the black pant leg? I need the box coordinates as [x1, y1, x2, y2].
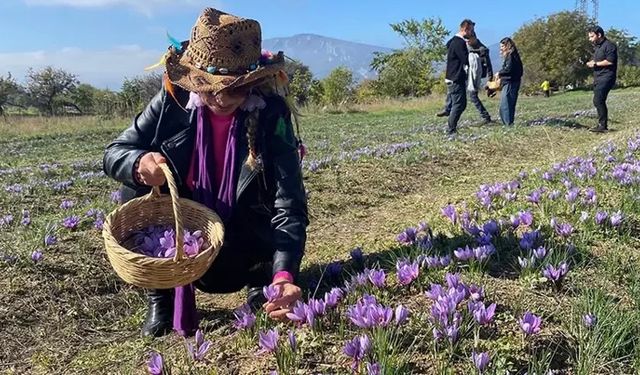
[593, 81, 614, 128]
[447, 82, 467, 133]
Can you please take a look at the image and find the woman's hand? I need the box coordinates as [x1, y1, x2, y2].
[263, 279, 302, 321]
[136, 152, 167, 186]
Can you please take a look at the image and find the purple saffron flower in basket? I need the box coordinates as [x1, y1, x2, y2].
[519, 312, 542, 336]
[396, 227, 418, 245]
[147, 352, 164, 375]
[454, 246, 474, 261]
[62, 215, 80, 229]
[233, 304, 256, 330]
[258, 329, 279, 354]
[368, 268, 386, 288]
[396, 260, 419, 285]
[473, 303, 496, 325]
[583, 313, 597, 328]
[263, 284, 282, 303]
[595, 211, 608, 225]
[472, 351, 491, 373]
[441, 204, 458, 224]
[187, 329, 212, 361]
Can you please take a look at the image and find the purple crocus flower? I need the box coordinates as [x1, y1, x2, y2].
[324, 287, 343, 308]
[519, 312, 542, 336]
[527, 189, 542, 204]
[454, 246, 475, 261]
[147, 352, 164, 375]
[187, 329, 212, 361]
[396, 260, 419, 285]
[286, 301, 310, 326]
[327, 261, 342, 279]
[548, 189, 562, 200]
[482, 220, 499, 235]
[396, 227, 418, 245]
[110, 190, 122, 204]
[518, 211, 534, 227]
[473, 244, 496, 262]
[258, 329, 280, 354]
[565, 188, 580, 203]
[44, 234, 57, 246]
[583, 187, 597, 205]
[532, 246, 547, 260]
[94, 217, 104, 230]
[288, 330, 297, 351]
[439, 255, 452, 267]
[368, 269, 386, 288]
[555, 222, 574, 238]
[263, 284, 282, 303]
[580, 211, 589, 222]
[595, 211, 608, 225]
[31, 250, 43, 263]
[583, 313, 597, 328]
[366, 362, 381, 375]
[473, 303, 496, 325]
[0, 214, 14, 227]
[472, 351, 490, 373]
[510, 215, 521, 229]
[441, 204, 458, 225]
[610, 211, 623, 227]
[518, 256, 530, 269]
[395, 305, 409, 325]
[519, 230, 539, 250]
[542, 262, 569, 283]
[343, 334, 371, 370]
[62, 215, 80, 229]
[308, 298, 327, 316]
[233, 304, 256, 330]
[445, 273, 462, 289]
[468, 284, 484, 301]
[59, 199, 75, 210]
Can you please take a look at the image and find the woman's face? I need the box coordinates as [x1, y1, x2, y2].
[499, 43, 508, 56]
[199, 87, 249, 115]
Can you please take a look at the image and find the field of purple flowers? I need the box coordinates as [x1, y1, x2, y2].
[1, 88, 640, 374]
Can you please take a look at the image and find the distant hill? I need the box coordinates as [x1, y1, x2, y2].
[262, 33, 393, 81]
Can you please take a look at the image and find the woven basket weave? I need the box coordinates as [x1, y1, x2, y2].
[102, 163, 224, 289]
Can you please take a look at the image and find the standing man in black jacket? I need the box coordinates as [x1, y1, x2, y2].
[443, 19, 475, 135]
[586, 26, 618, 132]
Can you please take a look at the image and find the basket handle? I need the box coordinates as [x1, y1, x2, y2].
[150, 163, 185, 262]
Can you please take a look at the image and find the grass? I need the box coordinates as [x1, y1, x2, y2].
[1, 88, 640, 374]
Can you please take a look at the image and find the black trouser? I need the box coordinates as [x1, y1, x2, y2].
[543, 90, 550, 97]
[593, 80, 615, 129]
[445, 90, 490, 121]
[194, 233, 273, 294]
[447, 81, 467, 133]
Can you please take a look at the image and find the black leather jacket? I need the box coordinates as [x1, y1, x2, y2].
[103, 87, 308, 280]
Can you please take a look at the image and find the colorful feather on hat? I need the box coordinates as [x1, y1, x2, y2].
[167, 32, 183, 52]
[144, 52, 168, 71]
[163, 72, 187, 112]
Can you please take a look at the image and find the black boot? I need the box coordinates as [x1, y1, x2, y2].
[246, 262, 272, 312]
[142, 289, 174, 337]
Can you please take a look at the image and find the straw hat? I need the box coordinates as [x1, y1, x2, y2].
[165, 8, 285, 94]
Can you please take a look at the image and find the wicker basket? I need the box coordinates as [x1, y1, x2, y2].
[102, 163, 224, 289]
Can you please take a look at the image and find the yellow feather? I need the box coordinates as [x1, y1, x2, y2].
[144, 53, 167, 71]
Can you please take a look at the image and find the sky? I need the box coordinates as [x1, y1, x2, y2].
[1, 0, 638, 89]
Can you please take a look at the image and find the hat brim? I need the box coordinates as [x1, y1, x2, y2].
[165, 43, 285, 94]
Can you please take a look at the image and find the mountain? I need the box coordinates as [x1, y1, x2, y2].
[262, 34, 393, 81]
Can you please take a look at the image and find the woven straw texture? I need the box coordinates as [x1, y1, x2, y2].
[103, 164, 224, 289]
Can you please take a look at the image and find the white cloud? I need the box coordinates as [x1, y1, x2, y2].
[0, 46, 165, 90]
[23, 0, 219, 15]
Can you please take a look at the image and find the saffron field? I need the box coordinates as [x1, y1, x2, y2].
[2, 88, 640, 374]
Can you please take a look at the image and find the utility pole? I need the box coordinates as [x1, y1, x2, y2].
[576, 0, 599, 21]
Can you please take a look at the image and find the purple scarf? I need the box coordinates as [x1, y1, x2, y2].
[173, 106, 238, 336]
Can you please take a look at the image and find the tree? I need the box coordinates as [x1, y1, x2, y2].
[321, 67, 354, 107]
[371, 18, 449, 97]
[69, 83, 99, 114]
[285, 60, 314, 105]
[605, 28, 638, 66]
[119, 72, 163, 114]
[25, 66, 79, 115]
[513, 11, 593, 88]
[0, 73, 23, 118]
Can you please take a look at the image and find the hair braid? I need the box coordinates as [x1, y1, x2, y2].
[245, 109, 261, 170]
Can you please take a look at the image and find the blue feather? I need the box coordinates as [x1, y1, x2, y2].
[167, 32, 182, 52]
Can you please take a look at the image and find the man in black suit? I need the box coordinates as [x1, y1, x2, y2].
[441, 19, 475, 135]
